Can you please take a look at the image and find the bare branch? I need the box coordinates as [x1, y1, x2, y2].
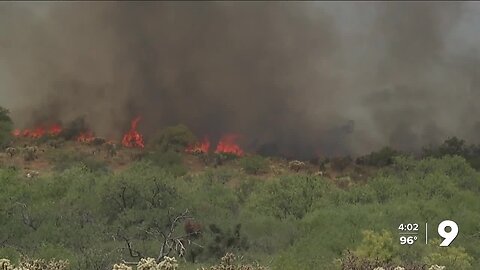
[0, 236, 9, 247]
[156, 209, 193, 262]
[121, 260, 139, 266]
[120, 186, 127, 209]
[119, 208, 199, 264]
[14, 202, 37, 231]
[120, 235, 143, 259]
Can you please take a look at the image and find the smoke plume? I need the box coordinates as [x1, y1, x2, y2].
[1, 2, 479, 158]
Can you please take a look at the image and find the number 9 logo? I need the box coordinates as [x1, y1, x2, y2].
[438, 220, 458, 247]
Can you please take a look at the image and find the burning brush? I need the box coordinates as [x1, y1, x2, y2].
[122, 116, 145, 148]
[76, 130, 95, 143]
[12, 123, 63, 139]
[11, 115, 243, 155]
[185, 136, 211, 155]
[185, 134, 244, 156]
[215, 134, 244, 156]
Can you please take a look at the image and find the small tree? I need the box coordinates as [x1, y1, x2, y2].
[240, 155, 268, 175]
[354, 230, 398, 263]
[149, 125, 196, 153]
[422, 137, 468, 158]
[423, 239, 473, 270]
[0, 106, 13, 148]
[356, 147, 401, 167]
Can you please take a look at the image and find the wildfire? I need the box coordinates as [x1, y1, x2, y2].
[122, 116, 145, 148]
[185, 136, 211, 154]
[76, 130, 95, 143]
[186, 133, 244, 156]
[12, 129, 21, 137]
[215, 134, 244, 156]
[11, 116, 243, 156]
[12, 124, 63, 139]
[48, 124, 62, 136]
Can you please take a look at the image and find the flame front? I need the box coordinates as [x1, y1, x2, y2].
[12, 124, 63, 139]
[186, 136, 211, 154]
[215, 134, 244, 156]
[48, 124, 62, 136]
[12, 129, 21, 137]
[11, 117, 244, 156]
[76, 130, 95, 143]
[186, 134, 244, 156]
[122, 116, 145, 148]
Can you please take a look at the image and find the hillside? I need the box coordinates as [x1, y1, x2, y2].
[0, 137, 376, 187]
[1, 134, 480, 270]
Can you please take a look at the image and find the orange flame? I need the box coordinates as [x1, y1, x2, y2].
[12, 129, 21, 137]
[186, 136, 211, 154]
[76, 130, 95, 143]
[30, 127, 45, 138]
[48, 124, 62, 136]
[13, 124, 63, 139]
[215, 134, 244, 156]
[122, 116, 145, 148]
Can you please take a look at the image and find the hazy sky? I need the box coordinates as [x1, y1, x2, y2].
[1, 2, 480, 157]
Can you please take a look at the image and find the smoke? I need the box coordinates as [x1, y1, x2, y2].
[1, 2, 479, 158]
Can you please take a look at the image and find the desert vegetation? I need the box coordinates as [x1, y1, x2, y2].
[0, 107, 479, 269]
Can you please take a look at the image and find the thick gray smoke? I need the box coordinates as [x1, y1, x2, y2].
[1, 2, 479, 158]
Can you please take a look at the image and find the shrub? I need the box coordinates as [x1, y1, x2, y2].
[199, 253, 268, 270]
[0, 106, 13, 148]
[356, 147, 401, 167]
[338, 251, 426, 270]
[144, 150, 186, 176]
[204, 224, 249, 259]
[422, 137, 467, 158]
[215, 152, 239, 162]
[354, 230, 398, 263]
[423, 240, 473, 270]
[47, 149, 109, 173]
[0, 257, 69, 270]
[134, 257, 179, 270]
[249, 175, 332, 219]
[240, 156, 268, 175]
[331, 156, 353, 171]
[421, 137, 480, 170]
[205, 167, 235, 184]
[148, 125, 196, 153]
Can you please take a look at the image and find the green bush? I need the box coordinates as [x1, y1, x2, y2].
[423, 137, 468, 158]
[248, 175, 332, 220]
[0, 106, 13, 148]
[144, 150, 187, 176]
[240, 156, 268, 175]
[337, 251, 426, 270]
[356, 147, 401, 167]
[354, 230, 398, 263]
[422, 137, 480, 170]
[148, 124, 196, 153]
[46, 149, 109, 173]
[0, 257, 69, 270]
[204, 167, 236, 184]
[423, 240, 473, 270]
[201, 253, 268, 270]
